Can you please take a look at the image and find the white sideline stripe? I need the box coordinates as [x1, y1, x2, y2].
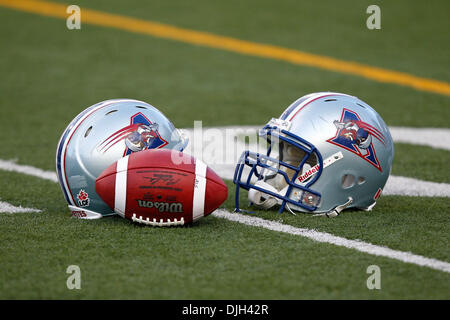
[114, 156, 129, 217]
[389, 127, 450, 151]
[192, 159, 207, 221]
[0, 201, 41, 213]
[385, 175, 450, 197]
[0, 159, 58, 182]
[213, 209, 450, 274]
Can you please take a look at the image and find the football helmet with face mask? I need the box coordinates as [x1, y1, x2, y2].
[233, 92, 394, 217]
[56, 99, 189, 219]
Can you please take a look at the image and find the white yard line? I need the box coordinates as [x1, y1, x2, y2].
[213, 210, 450, 274]
[384, 175, 450, 197]
[0, 160, 56, 214]
[389, 127, 450, 151]
[0, 159, 58, 183]
[0, 200, 41, 213]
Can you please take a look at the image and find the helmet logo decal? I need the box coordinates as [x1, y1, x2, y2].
[124, 112, 168, 155]
[98, 112, 168, 155]
[76, 189, 90, 207]
[327, 108, 384, 172]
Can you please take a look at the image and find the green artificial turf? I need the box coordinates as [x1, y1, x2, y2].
[0, 0, 449, 299]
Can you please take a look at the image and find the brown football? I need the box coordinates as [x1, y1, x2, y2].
[95, 149, 228, 226]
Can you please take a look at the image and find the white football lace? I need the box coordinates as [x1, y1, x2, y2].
[131, 213, 185, 227]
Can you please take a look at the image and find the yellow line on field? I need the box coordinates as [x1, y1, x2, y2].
[1, 0, 450, 96]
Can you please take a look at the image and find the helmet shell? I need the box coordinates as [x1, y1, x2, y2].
[281, 92, 394, 212]
[56, 99, 188, 218]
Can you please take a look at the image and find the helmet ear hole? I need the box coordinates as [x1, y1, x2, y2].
[341, 174, 355, 189]
[105, 110, 118, 116]
[84, 126, 92, 138]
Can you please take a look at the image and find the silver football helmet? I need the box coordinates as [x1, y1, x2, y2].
[233, 92, 394, 217]
[56, 99, 189, 219]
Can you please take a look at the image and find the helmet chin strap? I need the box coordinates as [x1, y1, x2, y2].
[312, 197, 353, 218]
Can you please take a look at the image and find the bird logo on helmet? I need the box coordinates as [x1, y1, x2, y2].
[97, 112, 168, 156]
[327, 108, 385, 172]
